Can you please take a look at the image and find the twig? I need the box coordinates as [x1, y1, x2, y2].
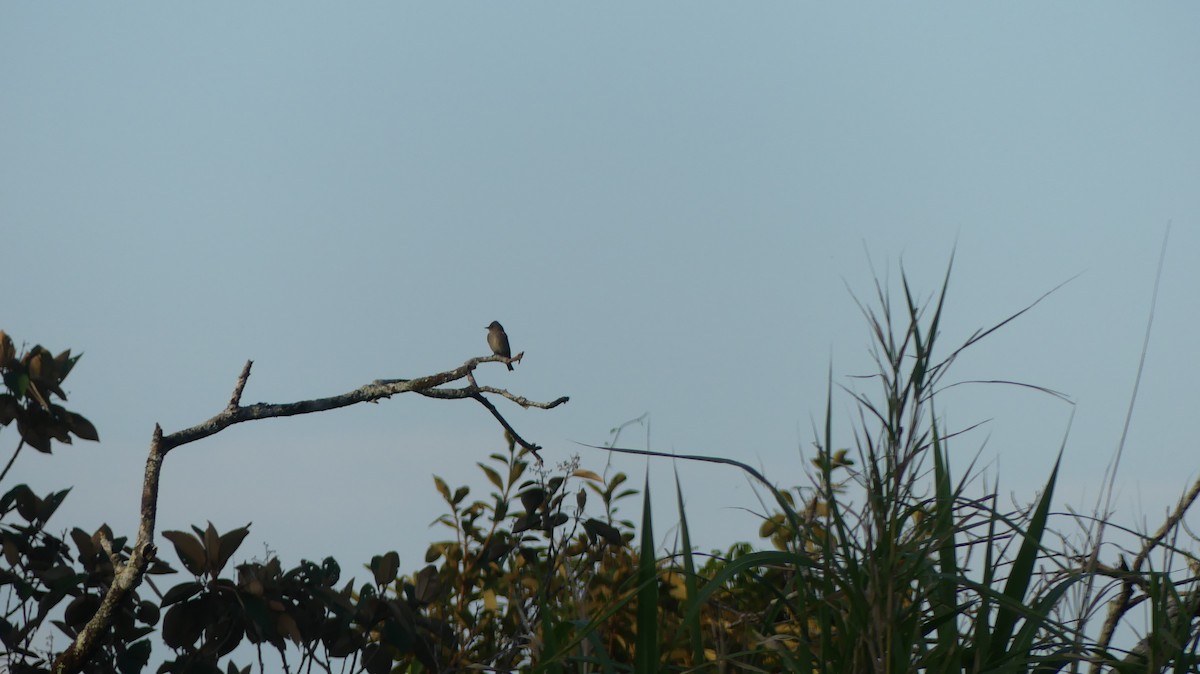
[0, 438, 26, 484]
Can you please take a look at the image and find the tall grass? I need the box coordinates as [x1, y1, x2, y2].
[582, 257, 1200, 674]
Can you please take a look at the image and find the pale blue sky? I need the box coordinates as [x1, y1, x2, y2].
[2, 4, 1198, 578]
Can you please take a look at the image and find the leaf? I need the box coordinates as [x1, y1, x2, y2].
[512, 513, 537, 534]
[583, 518, 624, 546]
[519, 488, 545, 512]
[0, 483, 29, 513]
[482, 588, 499, 611]
[38, 488, 71, 523]
[635, 474, 659, 673]
[161, 599, 207, 649]
[66, 411, 99, 442]
[9, 372, 29, 400]
[362, 643, 391, 674]
[277, 612, 302, 644]
[136, 600, 160, 625]
[45, 381, 68, 401]
[16, 414, 52, 453]
[116, 638, 151, 674]
[319, 557, 341, 586]
[42, 408, 74, 444]
[0, 394, 18, 425]
[55, 350, 81, 381]
[204, 522, 221, 572]
[508, 461, 527, 485]
[413, 565, 441, 605]
[482, 537, 511, 563]
[12, 485, 39, 521]
[572, 469, 604, 483]
[161, 582, 204, 607]
[986, 454, 1062, 667]
[214, 524, 252, 576]
[162, 530, 208, 576]
[26, 349, 48, 380]
[70, 528, 95, 559]
[478, 463, 504, 490]
[0, 331, 14, 366]
[433, 476, 451, 502]
[371, 551, 399, 587]
[63, 594, 101, 628]
[424, 543, 443, 563]
[452, 485, 469, 505]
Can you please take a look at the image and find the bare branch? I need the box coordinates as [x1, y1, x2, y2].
[53, 426, 165, 674]
[469, 392, 544, 460]
[1096, 473, 1200, 653]
[53, 353, 565, 673]
[478, 388, 569, 410]
[418, 384, 569, 411]
[227, 360, 253, 410]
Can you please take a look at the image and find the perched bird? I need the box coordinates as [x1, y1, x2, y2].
[486, 321, 513, 370]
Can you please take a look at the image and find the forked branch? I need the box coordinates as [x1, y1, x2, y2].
[53, 354, 565, 673]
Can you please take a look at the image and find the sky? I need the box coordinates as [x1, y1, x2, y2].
[2, 3, 1198, 593]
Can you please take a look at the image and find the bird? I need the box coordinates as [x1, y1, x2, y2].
[486, 321, 513, 370]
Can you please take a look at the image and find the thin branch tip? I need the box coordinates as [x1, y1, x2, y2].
[228, 360, 253, 409]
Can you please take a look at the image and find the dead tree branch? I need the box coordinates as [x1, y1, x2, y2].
[53, 353, 565, 673]
[1093, 473, 1200, 671]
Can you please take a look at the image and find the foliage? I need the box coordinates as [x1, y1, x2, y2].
[5, 262, 1200, 673]
[0, 334, 150, 674]
[0, 331, 98, 457]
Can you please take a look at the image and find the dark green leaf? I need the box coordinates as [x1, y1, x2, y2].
[161, 581, 203, 607]
[162, 531, 208, 576]
[413, 565, 441, 605]
[0, 394, 17, 425]
[512, 513, 537, 534]
[203, 522, 220, 572]
[371, 551, 399, 587]
[117, 638, 152, 674]
[14, 485, 39, 521]
[70, 527, 95, 559]
[519, 488, 545, 512]
[361, 643, 391, 674]
[635, 475, 658, 673]
[137, 600, 160, 626]
[64, 594, 101, 628]
[161, 600, 207, 649]
[38, 488, 71, 523]
[214, 524, 251, 576]
[583, 518, 624, 546]
[66, 411, 99, 442]
[16, 414, 52, 453]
